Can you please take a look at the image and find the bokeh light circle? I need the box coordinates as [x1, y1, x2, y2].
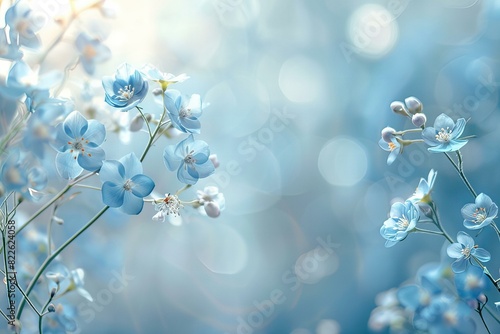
[318, 137, 368, 187]
[347, 4, 399, 58]
[279, 55, 325, 103]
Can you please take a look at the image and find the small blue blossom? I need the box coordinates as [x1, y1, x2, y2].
[75, 32, 111, 75]
[46, 263, 93, 301]
[100, 153, 155, 215]
[42, 302, 78, 334]
[6, 60, 62, 99]
[0, 149, 47, 200]
[53, 111, 106, 179]
[163, 135, 215, 185]
[454, 265, 487, 302]
[422, 113, 468, 152]
[409, 169, 437, 205]
[380, 200, 419, 247]
[461, 193, 498, 230]
[164, 90, 202, 134]
[5, 0, 44, 49]
[102, 63, 148, 111]
[416, 295, 475, 334]
[378, 136, 402, 165]
[446, 231, 490, 273]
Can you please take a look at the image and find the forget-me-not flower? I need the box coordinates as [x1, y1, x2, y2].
[447, 231, 490, 273]
[454, 265, 487, 302]
[380, 200, 419, 247]
[164, 90, 202, 134]
[102, 63, 148, 111]
[461, 193, 498, 230]
[75, 32, 111, 75]
[100, 153, 155, 215]
[53, 111, 106, 179]
[422, 113, 468, 152]
[163, 135, 215, 185]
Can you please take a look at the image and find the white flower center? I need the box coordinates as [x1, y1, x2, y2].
[179, 107, 191, 118]
[184, 149, 196, 165]
[394, 215, 409, 230]
[155, 194, 182, 216]
[68, 137, 91, 159]
[461, 246, 471, 258]
[473, 207, 487, 224]
[435, 127, 452, 142]
[123, 179, 133, 191]
[117, 85, 134, 101]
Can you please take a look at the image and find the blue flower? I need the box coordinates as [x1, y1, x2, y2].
[53, 111, 106, 179]
[100, 153, 155, 215]
[454, 265, 487, 301]
[446, 231, 490, 273]
[42, 302, 78, 334]
[416, 295, 475, 334]
[0, 149, 47, 200]
[5, 0, 44, 49]
[163, 135, 215, 185]
[6, 60, 62, 99]
[46, 263, 93, 301]
[0, 27, 22, 60]
[102, 63, 148, 111]
[75, 32, 111, 75]
[461, 193, 498, 230]
[141, 64, 189, 91]
[378, 136, 402, 165]
[164, 90, 202, 134]
[380, 200, 419, 247]
[422, 114, 468, 152]
[409, 169, 437, 205]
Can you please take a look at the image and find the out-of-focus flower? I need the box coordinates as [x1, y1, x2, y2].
[141, 64, 189, 91]
[454, 265, 487, 302]
[42, 302, 78, 334]
[197, 186, 225, 218]
[75, 32, 111, 75]
[380, 200, 419, 247]
[163, 135, 215, 185]
[102, 63, 148, 111]
[100, 153, 155, 215]
[0, 28, 22, 60]
[447, 231, 490, 273]
[461, 193, 498, 230]
[5, 0, 44, 49]
[0, 149, 47, 201]
[422, 114, 468, 152]
[53, 111, 106, 179]
[164, 90, 202, 134]
[6, 61, 62, 98]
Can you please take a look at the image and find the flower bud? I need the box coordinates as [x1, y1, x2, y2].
[129, 114, 144, 132]
[152, 88, 163, 96]
[52, 216, 64, 225]
[405, 96, 423, 114]
[381, 127, 396, 143]
[204, 202, 220, 218]
[390, 101, 409, 117]
[209, 154, 220, 168]
[50, 287, 57, 298]
[47, 304, 56, 313]
[411, 113, 426, 128]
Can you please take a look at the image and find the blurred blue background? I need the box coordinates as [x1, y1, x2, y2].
[10, 0, 500, 333]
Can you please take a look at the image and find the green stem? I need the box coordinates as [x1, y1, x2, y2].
[443, 152, 477, 198]
[136, 106, 153, 137]
[38, 294, 54, 334]
[413, 228, 444, 236]
[16, 206, 109, 319]
[17, 172, 95, 236]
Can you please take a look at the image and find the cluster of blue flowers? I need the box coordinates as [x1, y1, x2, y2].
[373, 97, 500, 333]
[0, 1, 224, 333]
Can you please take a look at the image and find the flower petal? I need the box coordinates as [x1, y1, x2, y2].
[101, 182, 125, 207]
[130, 174, 155, 197]
[121, 191, 144, 215]
[56, 151, 83, 179]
